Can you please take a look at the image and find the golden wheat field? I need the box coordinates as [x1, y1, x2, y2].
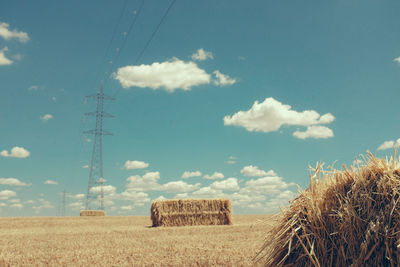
[0, 214, 275, 266]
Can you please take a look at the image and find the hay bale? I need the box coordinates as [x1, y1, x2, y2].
[150, 199, 232, 227]
[80, 210, 106, 216]
[256, 153, 400, 266]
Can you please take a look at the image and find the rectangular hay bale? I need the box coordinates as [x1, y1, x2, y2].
[80, 210, 106, 216]
[150, 199, 232, 227]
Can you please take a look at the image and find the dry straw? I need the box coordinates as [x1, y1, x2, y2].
[256, 152, 400, 266]
[80, 210, 106, 216]
[151, 199, 232, 227]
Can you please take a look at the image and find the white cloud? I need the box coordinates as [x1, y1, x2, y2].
[154, 195, 166, 201]
[125, 172, 161, 191]
[10, 203, 23, 209]
[68, 193, 85, 200]
[377, 138, 400, 151]
[394, 57, 400, 63]
[114, 58, 211, 92]
[223, 97, 335, 137]
[120, 191, 150, 207]
[191, 48, 213, 61]
[8, 198, 20, 203]
[40, 114, 53, 122]
[210, 178, 239, 191]
[240, 165, 276, 177]
[89, 185, 117, 196]
[0, 178, 30, 186]
[0, 47, 13, 66]
[0, 203, 6, 207]
[123, 160, 149, 170]
[213, 70, 236, 86]
[161, 180, 200, 193]
[24, 200, 35, 204]
[293, 125, 334, 139]
[181, 171, 202, 179]
[44, 180, 58, 185]
[82, 165, 89, 169]
[0, 146, 30, 158]
[0, 190, 16, 200]
[203, 172, 224, 180]
[174, 193, 189, 199]
[192, 187, 226, 199]
[69, 201, 84, 210]
[0, 22, 29, 42]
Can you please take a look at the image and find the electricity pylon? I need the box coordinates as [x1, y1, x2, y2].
[84, 84, 115, 210]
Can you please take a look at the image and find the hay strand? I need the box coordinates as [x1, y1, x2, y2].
[256, 152, 400, 266]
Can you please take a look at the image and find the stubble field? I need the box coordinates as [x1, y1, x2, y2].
[0, 214, 275, 266]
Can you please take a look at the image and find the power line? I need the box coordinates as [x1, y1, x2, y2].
[112, 0, 177, 98]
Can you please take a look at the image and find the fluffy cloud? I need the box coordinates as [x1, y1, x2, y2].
[161, 181, 201, 193]
[82, 165, 89, 169]
[125, 172, 161, 191]
[123, 160, 149, 170]
[0, 190, 16, 200]
[293, 125, 334, 139]
[69, 201, 84, 210]
[203, 172, 224, 180]
[0, 22, 29, 42]
[240, 165, 276, 177]
[0, 146, 30, 158]
[0, 178, 30, 186]
[394, 57, 400, 63]
[89, 185, 117, 196]
[33, 198, 54, 213]
[191, 48, 213, 61]
[0, 47, 12, 66]
[192, 187, 226, 199]
[40, 114, 53, 122]
[213, 70, 236, 86]
[181, 171, 202, 179]
[10, 203, 23, 209]
[68, 193, 85, 200]
[119, 191, 150, 207]
[210, 178, 239, 191]
[377, 138, 400, 151]
[224, 97, 335, 139]
[44, 180, 58, 185]
[114, 58, 211, 92]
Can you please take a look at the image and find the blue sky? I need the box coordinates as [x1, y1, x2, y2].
[1, 0, 400, 216]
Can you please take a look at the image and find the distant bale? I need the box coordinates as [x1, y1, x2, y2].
[80, 210, 106, 216]
[151, 199, 232, 227]
[256, 153, 400, 266]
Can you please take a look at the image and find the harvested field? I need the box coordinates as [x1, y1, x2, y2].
[0, 214, 276, 266]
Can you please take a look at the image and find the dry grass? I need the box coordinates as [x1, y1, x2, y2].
[257, 153, 400, 266]
[80, 210, 106, 216]
[0, 214, 275, 266]
[151, 199, 232, 227]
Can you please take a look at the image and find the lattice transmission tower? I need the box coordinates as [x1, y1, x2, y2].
[84, 84, 115, 210]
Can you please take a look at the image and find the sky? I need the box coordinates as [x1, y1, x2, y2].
[1, 0, 400, 216]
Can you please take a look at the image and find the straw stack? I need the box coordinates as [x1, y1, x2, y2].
[80, 210, 106, 216]
[151, 199, 232, 227]
[256, 152, 400, 266]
